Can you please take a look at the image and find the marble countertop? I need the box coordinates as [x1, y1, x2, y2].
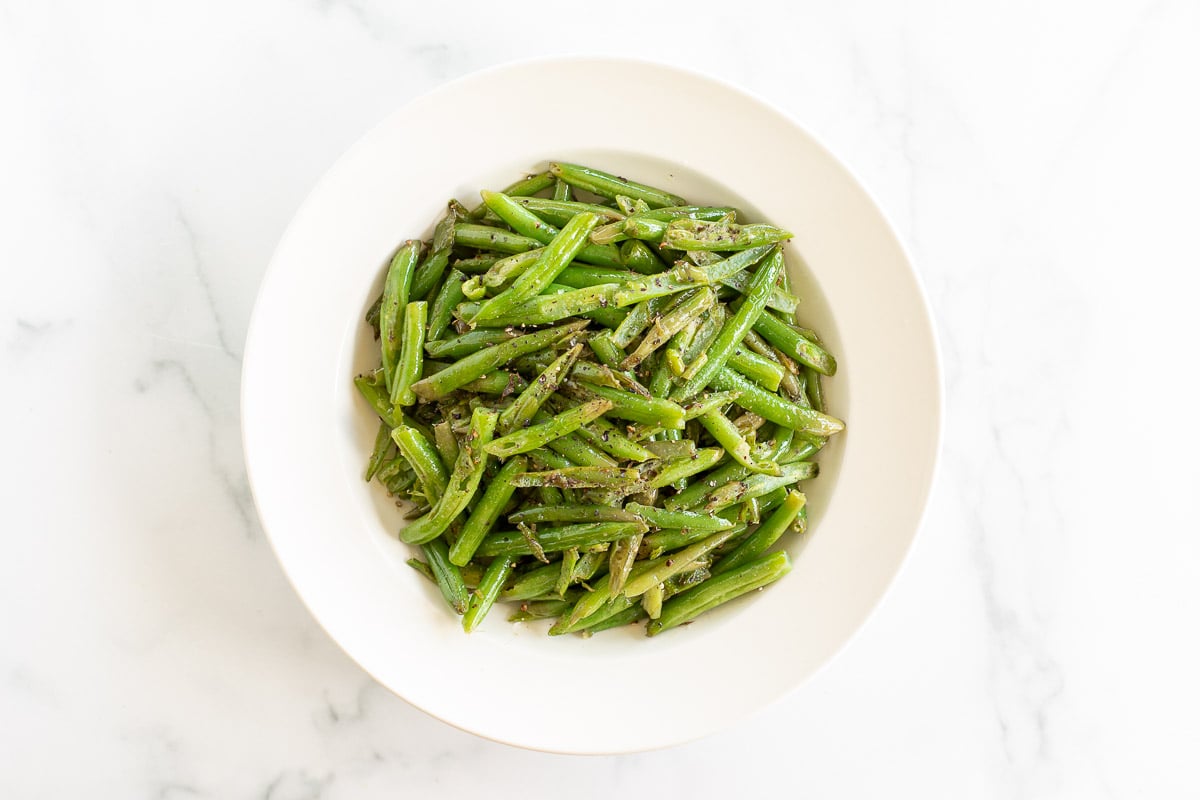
[3, 1, 1198, 797]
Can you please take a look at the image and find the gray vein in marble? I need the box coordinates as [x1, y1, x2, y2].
[171, 199, 238, 361]
[263, 770, 333, 800]
[8, 317, 72, 357]
[137, 358, 256, 536]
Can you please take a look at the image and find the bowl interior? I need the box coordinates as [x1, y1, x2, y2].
[243, 58, 940, 753]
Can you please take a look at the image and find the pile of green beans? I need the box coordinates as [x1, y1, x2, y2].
[357, 162, 844, 637]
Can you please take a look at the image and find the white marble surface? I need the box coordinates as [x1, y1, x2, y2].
[3, 0, 1199, 796]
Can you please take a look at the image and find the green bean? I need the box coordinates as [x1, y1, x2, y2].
[727, 347, 785, 392]
[555, 265, 642, 289]
[714, 491, 806, 575]
[391, 424, 450, 505]
[583, 330, 624, 372]
[804, 366, 826, 412]
[476, 521, 648, 558]
[617, 246, 771, 308]
[514, 197, 624, 226]
[553, 178, 572, 202]
[563, 382, 685, 429]
[432, 421, 459, 471]
[697, 408, 781, 476]
[511, 466, 640, 490]
[589, 220, 628, 245]
[611, 294, 672, 348]
[709, 367, 844, 435]
[719, 268, 799, 315]
[462, 554, 515, 632]
[642, 524, 746, 555]
[499, 562, 560, 601]
[450, 456, 528, 565]
[671, 247, 783, 401]
[620, 239, 668, 274]
[549, 162, 686, 209]
[581, 604, 646, 634]
[390, 301, 426, 406]
[702, 461, 817, 514]
[680, 391, 740, 421]
[608, 532, 644, 594]
[472, 213, 602, 323]
[467, 171, 554, 219]
[621, 528, 740, 598]
[405, 557, 435, 583]
[643, 447, 724, 490]
[497, 343, 582, 436]
[399, 407, 497, 544]
[427, 269, 466, 342]
[364, 421, 393, 481]
[481, 191, 622, 268]
[646, 551, 791, 636]
[365, 294, 382, 335]
[509, 599, 576, 622]
[465, 284, 620, 328]
[475, 248, 545, 292]
[572, 414, 657, 462]
[550, 594, 636, 636]
[642, 440, 696, 460]
[421, 538, 469, 615]
[662, 218, 792, 251]
[509, 505, 641, 526]
[554, 547, 579, 597]
[411, 206, 458, 301]
[379, 241, 421, 393]
[485, 399, 613, 458]
[461, 370, 527, 396]
[452, 255, 501, 274]
[453, 223, 542, 254]
[752, 312, 838, 376]
[620, 287, 717, 369]
[425, 328, 519, 360]
[641, 584, 664, 620]
[544, 430, 617, 468]
[411, 320, 587, 401]
[624, 502, 735, 531]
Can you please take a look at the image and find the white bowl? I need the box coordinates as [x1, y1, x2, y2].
[242, 57, 941, 754]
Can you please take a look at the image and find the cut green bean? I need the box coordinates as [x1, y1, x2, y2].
[646, 551, 791, 636]
[411, 206, 458, 301]
[411, 320, 587, 401]
[509, 505, 641, 526]
[662, 217, 792, 251]
[497, 343, 582, 436]
[472, 213, 602, 322]
[549, 162, 686, 209]
[467, 171, 554, 219]
[379, 241, 421, 393]
[714, 490, 806, 575]
[364, 421, 392, 482]
[511, 466, 640, 490]
[485, 399, 613, 458]
[752, 312, 838, 376]
[671, 247, 783, 401]
[462, 554, 515, 632]
[621, 287, 717, 369]
[709, 367, 844, 436]
[624, 502, 735, 531]
[450, 456, 527, 566]
[421, 538, 469, 615]
[514, 196, 624, 226]
[621, 529, 740, 598]
[391, 424, 450, 505]
[697, 408, 781, 476]
[390, 301, 426, 406]
[563, 382, 685, 429]
[476, 521, 649, 558]
[399, 407, 497, 544]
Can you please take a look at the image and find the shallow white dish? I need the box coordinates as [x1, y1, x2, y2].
[241, 57, 941, 754]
